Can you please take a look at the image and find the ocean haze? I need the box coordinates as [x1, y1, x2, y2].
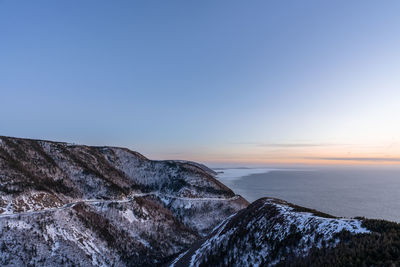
[216, 167, 400, 222]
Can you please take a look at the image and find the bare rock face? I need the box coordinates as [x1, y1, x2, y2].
[0, 136, 248, 266]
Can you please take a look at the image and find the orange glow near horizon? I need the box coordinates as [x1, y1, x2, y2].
[151, 143, 400, 166]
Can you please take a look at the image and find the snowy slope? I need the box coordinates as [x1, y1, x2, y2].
[178, 198, 371, 267]
[0, 136, 248, 266]
[4, 135, 396, 267]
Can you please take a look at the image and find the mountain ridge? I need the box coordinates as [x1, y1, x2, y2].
[172, 198, 400, 267]
[0, 136, 247, 266]
[0, 136, 399, 266]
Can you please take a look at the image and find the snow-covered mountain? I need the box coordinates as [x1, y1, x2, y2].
[172, 198, 400, 267]
[0, 136, 247, 266]
[1, 136, 399, 266]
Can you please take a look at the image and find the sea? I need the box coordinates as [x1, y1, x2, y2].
[215, 167, 400, 222]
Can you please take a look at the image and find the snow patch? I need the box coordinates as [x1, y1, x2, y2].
[7, 220, 31, 230]
[121, 209, 137, 223]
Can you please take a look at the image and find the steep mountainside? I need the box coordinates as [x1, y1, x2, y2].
[0, 136, 248, 266]
[2, 136, 399, 266]
[173, 198, 400, 267]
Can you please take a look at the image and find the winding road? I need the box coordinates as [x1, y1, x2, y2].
[0, 193, 241, 219]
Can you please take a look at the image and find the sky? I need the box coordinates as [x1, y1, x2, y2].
[1, 1, 400, 166]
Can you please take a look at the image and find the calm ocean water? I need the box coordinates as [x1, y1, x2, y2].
[216, 168, 400, 222]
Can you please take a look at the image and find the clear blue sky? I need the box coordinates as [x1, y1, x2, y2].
[1, 1, 400, 165]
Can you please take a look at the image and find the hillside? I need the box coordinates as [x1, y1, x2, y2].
[173, 198, 400, 267]
[0, 136, 248, 266]
[2, 136, 400, 266]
